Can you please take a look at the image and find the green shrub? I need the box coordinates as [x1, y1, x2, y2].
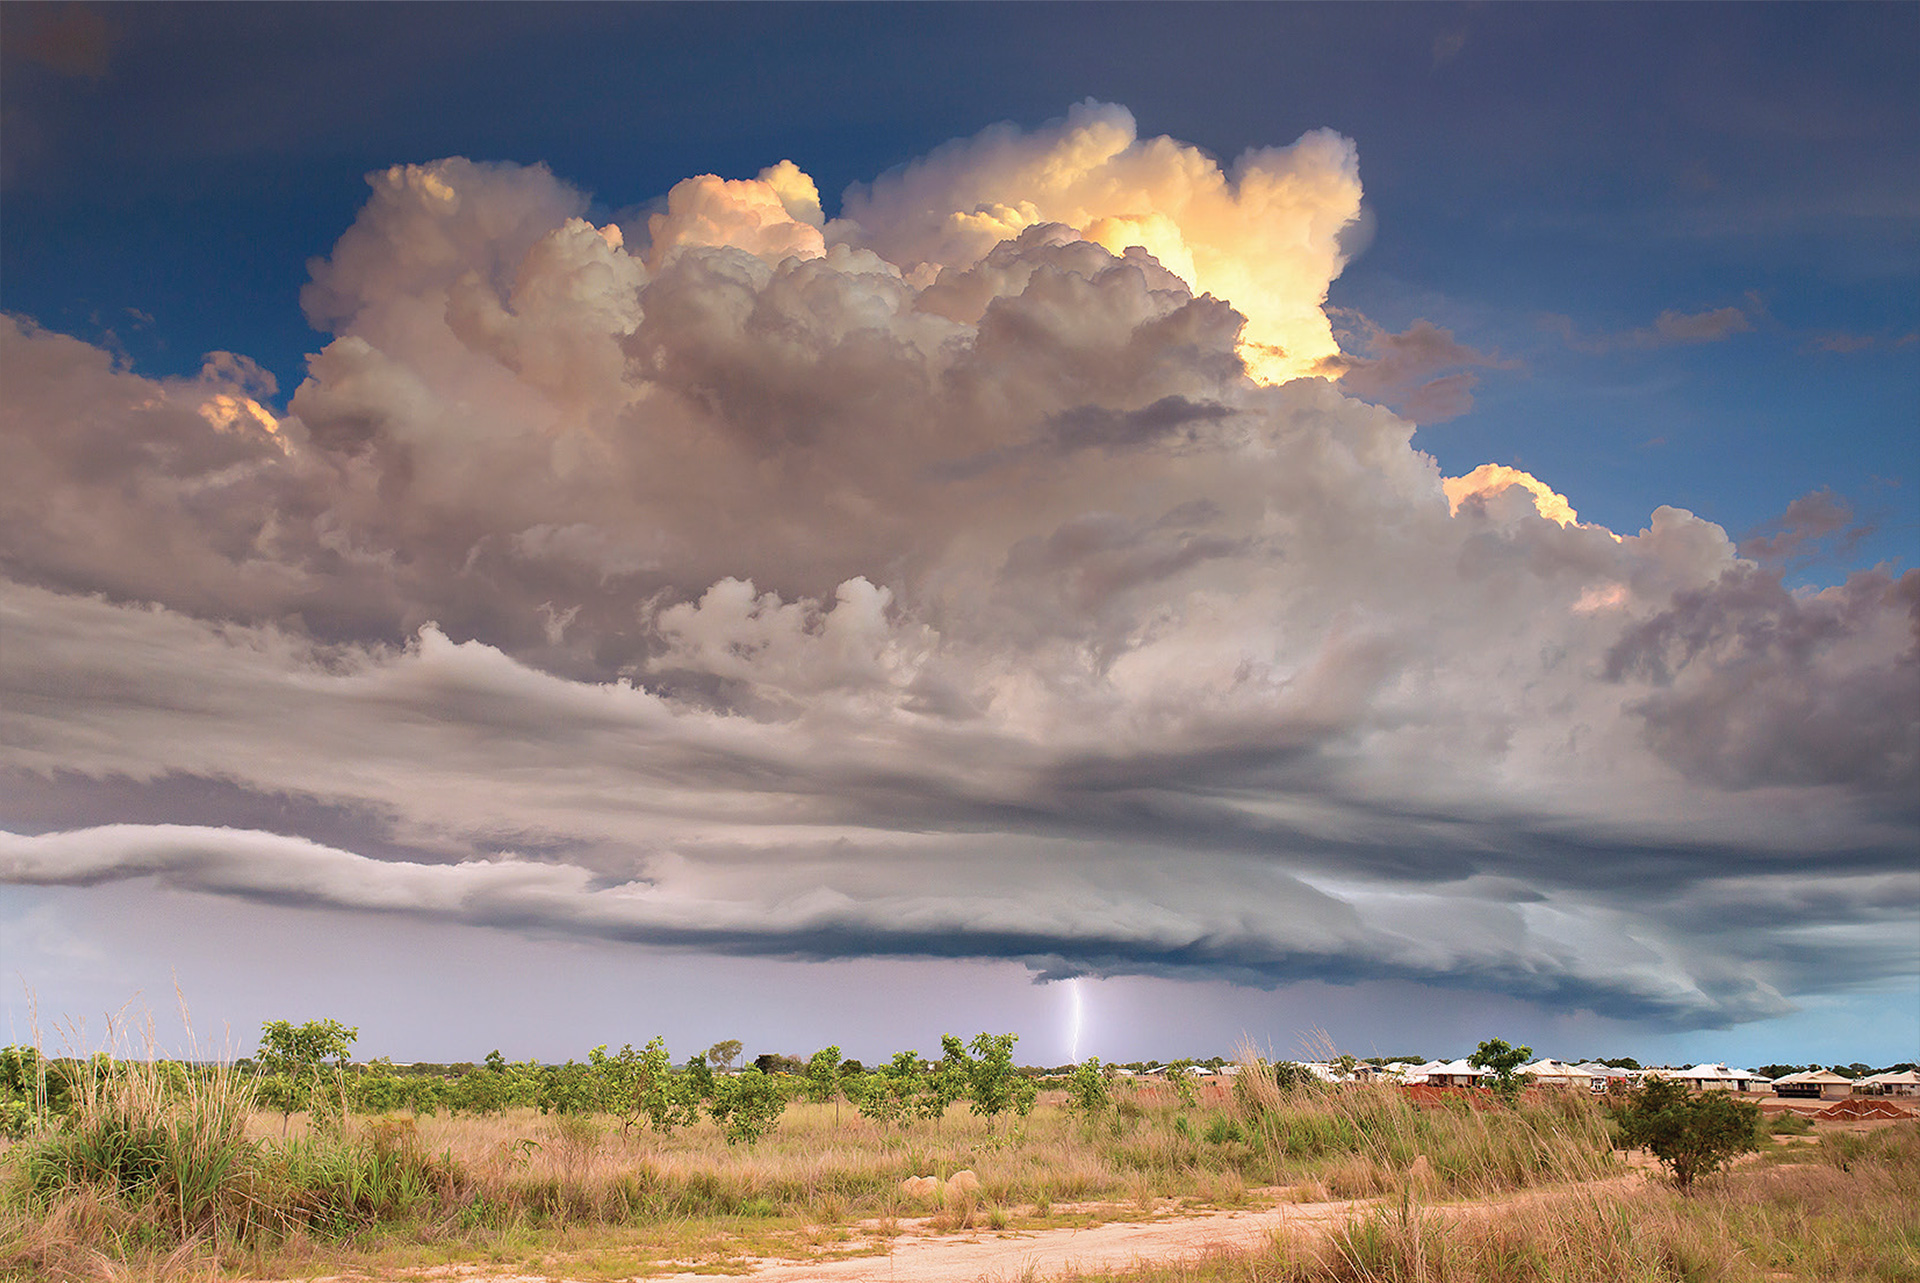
[1766, 1110, 1813, 1136]
[1067, 1059, 1112, 1120]
[1612, 1075, 1759, 1190]
[1204, 1114, 1245, 1145]
[707, 1068, 786, 1146]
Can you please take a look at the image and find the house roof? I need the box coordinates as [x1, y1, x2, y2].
[1677, 1063, 1758, 1080]
[1860, 1070, 1920, 1086]
[1772, 1070, 1855, 1085]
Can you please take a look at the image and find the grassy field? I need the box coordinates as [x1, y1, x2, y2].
[3, 1049, 1913, 1283]
[1048, 1122, 1920, 1283]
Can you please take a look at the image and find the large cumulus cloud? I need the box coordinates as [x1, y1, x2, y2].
[2, 104, 1914, 1030]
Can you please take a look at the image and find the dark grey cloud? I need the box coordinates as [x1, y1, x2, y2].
[1738, 488, 1875, 566]
[1042, 396, 1236, 454]
[1543, 303, 1757, 355]
[1606, 564, 1919, 794]
[1322, 314, 1518, 423]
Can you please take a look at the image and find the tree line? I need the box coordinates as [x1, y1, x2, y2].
[1, 1022, 1068, 1146]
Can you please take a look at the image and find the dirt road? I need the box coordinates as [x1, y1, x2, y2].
[251, 1175, 1652, 1283]
[652, 1196, 1368, 1282]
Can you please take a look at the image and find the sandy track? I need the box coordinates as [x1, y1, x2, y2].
[647, 1195, 1376, 1282]
[244, 1175, 1653, 1283]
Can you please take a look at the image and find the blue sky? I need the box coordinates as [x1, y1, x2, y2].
[1, 3, 1914, 1068]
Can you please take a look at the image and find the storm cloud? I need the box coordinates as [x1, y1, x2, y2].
[2, 103, 1914, 1032]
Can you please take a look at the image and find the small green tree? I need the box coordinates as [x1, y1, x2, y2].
[256, 1018, 357, 1132]
[805, 1044, 844, 1123]
[1469, 1037, 1533, 1101]
[854, 1050, 923, 1127]
[705, 1039, 744, 1074]
[1066, 1057, 1111, 1120]
[538, 1059, 604, 1115]
[804, 1046, 843, 1103]
[916, 1045, 967, 1125]
[1613, 1074, 1759, 1190]
[708, 1066, 786, 1145]
[592, 1038, 696, 1135]
[945, 1032, 1036, 1132]
[685, 1053, 715, 1100]
[0, 1045, 54, 1138]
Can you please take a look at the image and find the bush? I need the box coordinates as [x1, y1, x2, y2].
[1612, 1074, 1758, 1190]
[707, 1068, 786, 1146]
[1067, 1059, 1112, 1120]
[1767, 1110, 1813, 1136]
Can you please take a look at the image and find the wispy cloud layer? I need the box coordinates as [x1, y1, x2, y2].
[2, 104, 1914, 1031]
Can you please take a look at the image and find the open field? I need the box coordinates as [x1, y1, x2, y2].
[3, 1053, 1915, 1283]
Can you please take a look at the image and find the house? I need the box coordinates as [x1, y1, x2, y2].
[1772, 1070, 1855, 1100]
[1572, 1062, 1636, 1093]
[1675, 1063, 1769, 1093]
[1420, 1059, 1487, 1089]
[1521, 1059, 1596, 1091]
[1858, 1070, 1920, 1098]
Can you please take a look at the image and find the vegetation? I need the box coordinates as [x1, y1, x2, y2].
[1612, 1073, 1761, 1191]
[1467, 1037, 1532, 1101]
[252, 1019, 358, 1131]
[1068, 1058, 1113, 1120]
[3, 1019, 1909, 1282]
[1033, 1123, 1920, 1282]
[706, 1067, 786, 1146]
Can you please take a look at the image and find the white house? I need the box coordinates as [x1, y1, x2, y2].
[1858, 1070, 1920, 1098]
[1520, 1059, 1596, 1091]
[1572, 1062, 1636, 1092]
[1420, 1059, 1487, 1089]
[1675, 1063, 1769, 1092]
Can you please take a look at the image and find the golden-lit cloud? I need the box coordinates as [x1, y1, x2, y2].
[646, 168, 828, 268]
[840, 101, 1362, 383]
[1443, 463, 1581, 527]
[196, 391, 279, 437]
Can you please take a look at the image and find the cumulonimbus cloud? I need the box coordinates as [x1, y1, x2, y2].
[1, 103, 1914, 1029]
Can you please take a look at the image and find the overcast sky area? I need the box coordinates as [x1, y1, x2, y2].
[1, 3, 1915, 1071]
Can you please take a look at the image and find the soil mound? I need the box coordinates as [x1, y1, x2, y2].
[1816, 1098, 1913, 1121]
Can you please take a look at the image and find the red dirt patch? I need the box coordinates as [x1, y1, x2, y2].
[1815, 1098, 1913, 1121]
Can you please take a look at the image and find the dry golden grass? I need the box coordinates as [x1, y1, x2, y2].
[1041, 1120, 1920, 1283]
[21, 1063, 1850, 1283]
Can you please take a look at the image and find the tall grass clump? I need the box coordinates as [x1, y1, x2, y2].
[1224, 1048, 1616, 1198]
[21, 1049, 258, 1245]
[1, 1016, 472, 1280]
